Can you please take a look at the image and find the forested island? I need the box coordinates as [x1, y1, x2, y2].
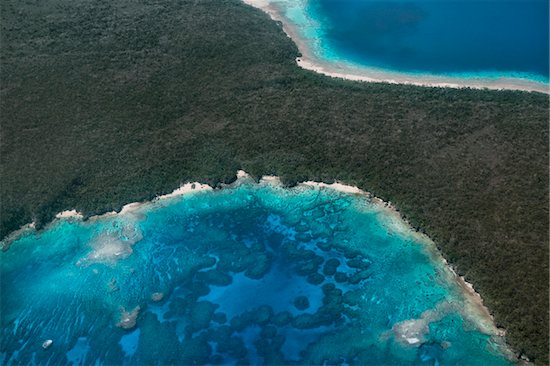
[1, 0, 548, 363]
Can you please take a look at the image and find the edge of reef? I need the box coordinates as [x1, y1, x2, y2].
[241, 0, 549, 94]
[1, 170, 528, 364]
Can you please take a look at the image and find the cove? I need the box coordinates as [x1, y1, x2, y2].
[248, 0, 549, 93]
[0, 174, 514, 365]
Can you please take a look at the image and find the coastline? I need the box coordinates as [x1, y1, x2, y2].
[1, 170, 520, 362]
[242, 0, 549, 94]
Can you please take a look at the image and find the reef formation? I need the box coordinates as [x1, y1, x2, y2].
[0, 175, 513, 365]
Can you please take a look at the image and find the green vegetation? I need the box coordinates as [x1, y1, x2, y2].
[1, 0, 548, 362]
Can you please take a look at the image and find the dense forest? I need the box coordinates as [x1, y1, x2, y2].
[1, 0, 548, 363]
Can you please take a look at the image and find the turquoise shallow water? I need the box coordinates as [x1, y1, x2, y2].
[1, 179, 512, 365]
[275, 0, 549, 85]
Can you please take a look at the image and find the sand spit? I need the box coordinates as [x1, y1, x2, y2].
[241, 0, 548, 94]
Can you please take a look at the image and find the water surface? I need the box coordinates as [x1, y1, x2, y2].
[275, 0, 549, 86]
[1, 179, 512, 365]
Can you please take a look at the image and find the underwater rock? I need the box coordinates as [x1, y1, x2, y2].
[307, 272, 325, 285]
[294, 296, 310, 310]
[210, 354, 224, 364]
[206, 324, 232, 343]
[261, 325, 278, 338]
[280, 243, 299, 258]
[342, 290, 362, 306]
[321, 285, 344, 312]
[230, 312, 253, 331]
[190, 301, 219, 331]
[42, 339, 53, 350]
[271, 334, 286, 351]
[316, 241, 332, 252]
[295, 232, 312, 242]
[316, 305, 343, 327]
[253, 305, 274, 325]
[135, 312, 182, 363]
[321, 283, 336, 293]
[179, 334, 212, 365]
[292, 313, 326, 329]
[196, 269, 232, 286]
[334, 272, 348, 283]
[151, 292, 164, 302]
[244, 253, 272, 279]
[271, 311, 293, 327]
[255, 334, 285, 364]
[212, 312, 227, 324]
[217, 336, 248, 358]
[297, 261, 319, 276]
[116, 306, 141, 330]
[189, 281, 211, 298]
[325, 258, 341, 268]
[346, 258, 370, 270]
[323, 264, 336, 276]
[165, 296, 193, 319]
[348, 269, 371, 284]
[343, 248, 360, 259]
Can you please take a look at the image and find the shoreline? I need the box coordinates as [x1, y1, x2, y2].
[1, 170, 520, 362]
[242, 0, 549, 94]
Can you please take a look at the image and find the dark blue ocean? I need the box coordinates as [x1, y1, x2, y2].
[305, 0, 549, 81]
[1, 179, 512, 365]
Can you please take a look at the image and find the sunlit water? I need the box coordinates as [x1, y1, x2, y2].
[1, 179, 512, 365]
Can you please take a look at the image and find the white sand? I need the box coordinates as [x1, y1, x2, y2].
[55, 209, 84, 219]
[260, 175, 283, 185]
[242, 0, 549, 94]
[302, 181, 363, 195]
[155, 182, 212, 201]
[236, 170, 249, 179]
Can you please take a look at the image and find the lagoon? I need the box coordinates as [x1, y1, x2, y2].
[0, 175, 513, 365]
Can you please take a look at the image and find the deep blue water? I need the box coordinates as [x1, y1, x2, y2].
[304, 0, 549, 81]
[0, 179, 512, 365]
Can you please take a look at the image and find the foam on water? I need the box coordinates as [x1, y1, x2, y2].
[0, 177, 513, 365]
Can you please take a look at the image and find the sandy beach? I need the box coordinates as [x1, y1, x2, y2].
[242, 0, 549, 94]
